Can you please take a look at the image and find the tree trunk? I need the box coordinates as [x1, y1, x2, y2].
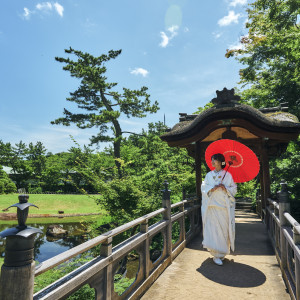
[101, 90, 123, 178]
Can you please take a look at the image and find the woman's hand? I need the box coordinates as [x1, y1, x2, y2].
[218, 184, 226, 191]
[210, 184, 226, 193]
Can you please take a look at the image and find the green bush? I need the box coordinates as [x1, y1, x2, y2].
[0, 167, 17, 194]
[28, 186, 43, 194]
[5, 181, 17, 193]
[0, 181, 5, 194]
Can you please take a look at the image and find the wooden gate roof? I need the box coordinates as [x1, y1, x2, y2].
[161, 88, 300, 157]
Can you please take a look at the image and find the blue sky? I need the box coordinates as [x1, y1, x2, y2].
[0, 0, 249, 153]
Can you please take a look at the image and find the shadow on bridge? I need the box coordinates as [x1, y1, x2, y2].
[141, 210, 290, 300]
[197, 258, 266, 288]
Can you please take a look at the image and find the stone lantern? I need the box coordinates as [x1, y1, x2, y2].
[0, 194, 42, 300]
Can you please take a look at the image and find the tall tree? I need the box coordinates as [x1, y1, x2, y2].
[225, 0, 300, 218]
[51, 47, 159, 177]
[27, 141, 47, 178]
[226, 0, 300, 117]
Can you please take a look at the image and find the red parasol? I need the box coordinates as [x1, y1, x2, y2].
[205, 139, 260, 183]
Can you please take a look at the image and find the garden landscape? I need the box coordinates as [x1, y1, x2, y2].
[0, 0, 300, 299]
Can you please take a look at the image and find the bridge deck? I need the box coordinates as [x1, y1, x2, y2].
[141, 210, 290, 300]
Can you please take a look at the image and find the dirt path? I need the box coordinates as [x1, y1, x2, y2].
[141, 211, 290, 300]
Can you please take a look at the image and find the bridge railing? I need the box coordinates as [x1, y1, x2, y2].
[32, 181, 201, 300]
[266, 180, 300, 300]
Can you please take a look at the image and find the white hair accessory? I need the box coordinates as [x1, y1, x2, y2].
[222, 162, 226, 165]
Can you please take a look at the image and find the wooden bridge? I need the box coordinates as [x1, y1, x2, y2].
[1, 180, 299, 300]
[141, 210, 288, 300]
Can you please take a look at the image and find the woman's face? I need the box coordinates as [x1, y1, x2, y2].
[212, 158, 222, 169]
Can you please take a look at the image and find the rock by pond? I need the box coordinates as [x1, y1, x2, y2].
[46, 225, 68, 238]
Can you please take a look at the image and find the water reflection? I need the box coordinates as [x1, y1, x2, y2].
[0, 218, 92, 263]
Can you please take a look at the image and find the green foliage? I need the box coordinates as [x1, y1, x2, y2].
[226, 0, 300, 117]
[0, 181, 4, 194]
[5, 181, 17, 193]
[194, 102, 214, 114]
[96, 176, 157, 224]
[225, 0, 300, 217]
[34, 255, 95, 299]
[51, 47, 159, 177]
[0, 166, 17, 194]
[34, 250, 136, 298]
[236, 179, 259, 201]
[67, 122, 195, 226]
[114, 274, 135, 296]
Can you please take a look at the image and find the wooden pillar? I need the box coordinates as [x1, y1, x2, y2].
[260, 141, 271, 219]
[195, 141, 202, 202]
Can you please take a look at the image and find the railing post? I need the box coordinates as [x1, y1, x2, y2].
[100, 237, 113, 300]
[293, 225, 300, 300]
[140, 219, 150, 278]
[278, 180, 290, 271]
[162, 180, 172, 259]
[0, 195, 42, 300]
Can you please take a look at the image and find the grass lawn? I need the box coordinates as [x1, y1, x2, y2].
[0, 194, 104, 215]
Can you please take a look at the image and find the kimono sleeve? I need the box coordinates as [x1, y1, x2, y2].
[223, 172, 237, 197]
[201, 172, 215, 196]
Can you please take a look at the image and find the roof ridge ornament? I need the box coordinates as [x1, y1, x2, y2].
[211, 88, 241, 107]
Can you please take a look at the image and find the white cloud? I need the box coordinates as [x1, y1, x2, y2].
[229, 0, 247, 7]
[22, 2, 64, 20]
[159, 32, 169, 47]
[168, 25, 178, 34]
[159, 25, 179, 48]
[130, 67, 149, 77]
[36, 2, 52, 12]
[54, 2, 64, 17]
[213, 31, 223, 39]
[23, 7, 32, 20]
[228, 39, 243, 50]
[218, 11, 241, 26]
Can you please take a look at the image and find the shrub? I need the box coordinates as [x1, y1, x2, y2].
[0, 181, 4, 194]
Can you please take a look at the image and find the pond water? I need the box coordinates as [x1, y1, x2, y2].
[0, 215, 102, 263]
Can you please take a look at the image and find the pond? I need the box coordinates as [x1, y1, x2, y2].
[0, 215, 104, 264]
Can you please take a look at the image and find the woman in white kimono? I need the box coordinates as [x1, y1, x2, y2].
[201, 153, 237, 266]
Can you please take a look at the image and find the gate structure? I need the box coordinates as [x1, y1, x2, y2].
[161, 88, 300, 220]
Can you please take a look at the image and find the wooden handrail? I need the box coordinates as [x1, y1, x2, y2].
[35, 207, 167, 276]
[267, 198, 279, 209]
[265, 182, 300, 300]
[283, 212, 300, 235]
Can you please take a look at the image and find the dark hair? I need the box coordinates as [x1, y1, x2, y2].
[211, 153, 226, 169]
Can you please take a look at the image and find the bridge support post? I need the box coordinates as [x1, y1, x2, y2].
[162, 181, 172, 259]
[278, 180, 290, 271]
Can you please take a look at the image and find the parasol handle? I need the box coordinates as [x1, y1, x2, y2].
[221, 161, 233, 182]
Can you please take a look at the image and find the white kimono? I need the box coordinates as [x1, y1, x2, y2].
[201, 169, 237, 258]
